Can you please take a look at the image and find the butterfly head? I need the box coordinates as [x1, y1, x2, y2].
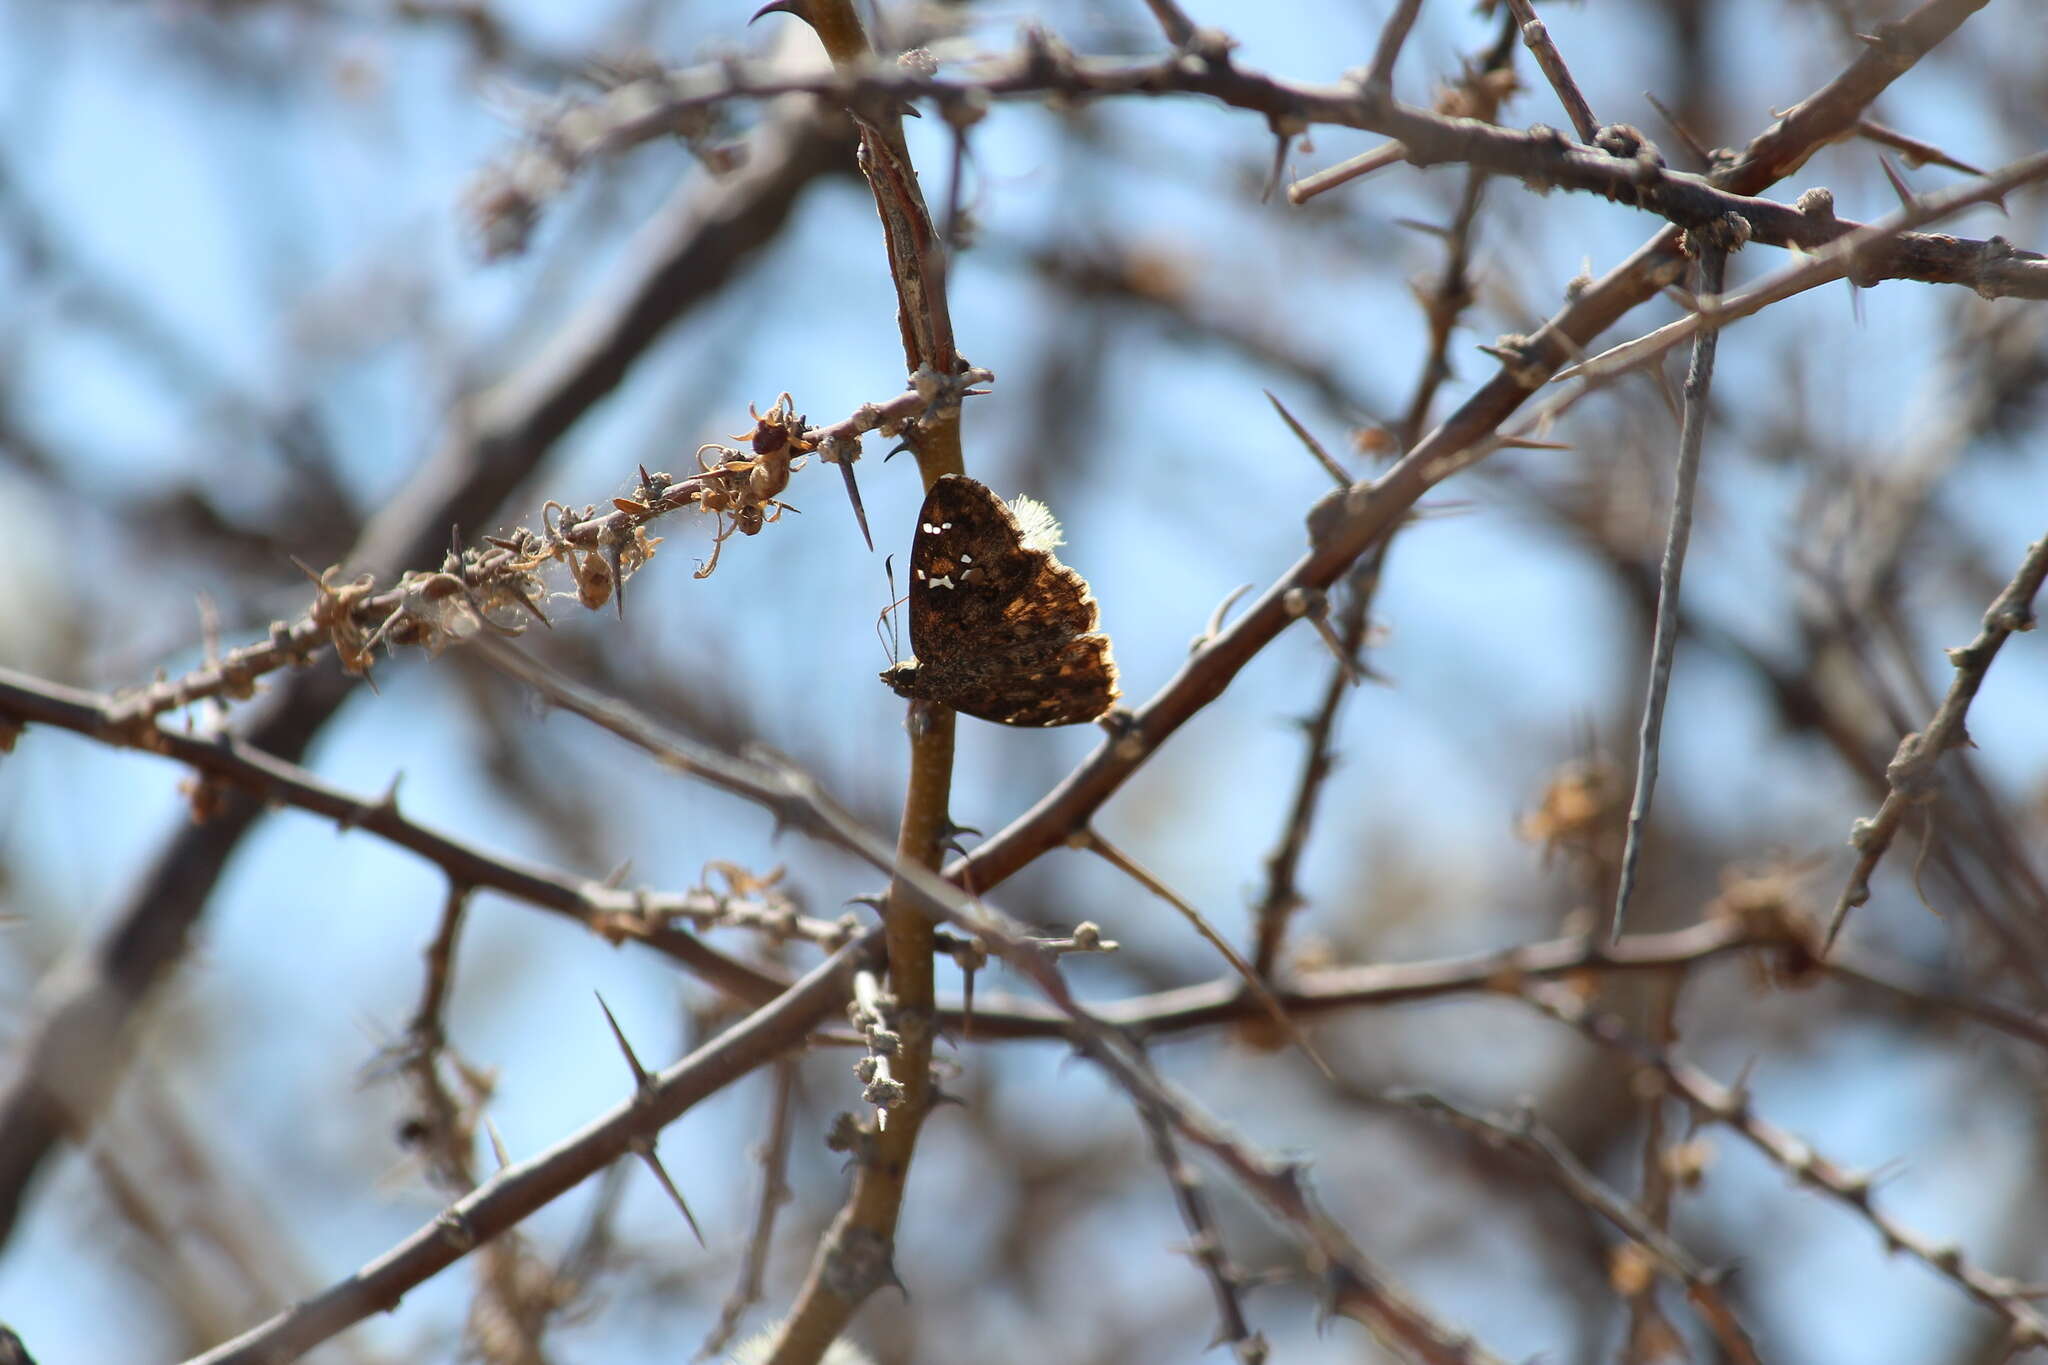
[879, 658, 924, 701]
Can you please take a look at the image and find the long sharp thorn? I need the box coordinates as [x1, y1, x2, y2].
[841, 460, 874, 551]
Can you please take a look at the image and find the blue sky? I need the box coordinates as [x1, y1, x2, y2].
[1, 1, 2044, 1361]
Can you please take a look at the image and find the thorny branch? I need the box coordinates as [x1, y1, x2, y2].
[941, 0, 2009, 907]
[1385, 1091, 1761, 1365]
[468, 635, 1501, 1363]
[1523, 982, 2048, 1350]
[1825, 533, 2048, 947]
[479, 15, 2046, 300]
[88, 376, 985, 733]
[9, 0, 2041, 1359]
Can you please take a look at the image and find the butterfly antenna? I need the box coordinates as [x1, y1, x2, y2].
[876, 554, 905, 665]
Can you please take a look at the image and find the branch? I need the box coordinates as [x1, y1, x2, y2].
[183, 941, 875, 1365]
[1523, 982, 2048, 1350]
[505, 10, 2042, 298]
[0, 97, 851, 1251]
[943, 0, 2003, 903]
[1825, 533, 2048, 946]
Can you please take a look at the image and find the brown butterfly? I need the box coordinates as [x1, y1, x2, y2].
[880, 475, 1120, 726]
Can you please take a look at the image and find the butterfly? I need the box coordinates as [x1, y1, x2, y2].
[879, 474, 1120, 726]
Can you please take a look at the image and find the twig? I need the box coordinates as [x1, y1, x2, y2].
[485, 20, 2046, 298]
[0, 102, 855, 1249]
[1363, 0, 1425, 97]
[1079, 828, 1331, 1078]
[1559, 152, 2048, 387]
[946, 0, 2010, 905]
[1384, 1090, 1761, 1365]
[184, 941, 878, 1365]
[89, 376, 984, 733]
[0, 666, 845, 994]
[1068, 1036, 1510, 1364]
[1501, 0, 1599, 142]
[1608, 243, 1728, 941]
[1522, 981, 2048, 1350]
[1130, 1074, 1268, 1363]
[749, 3, 970, 1360]
[1824, 533, 2048, 948]
[698, 1059, 802, 1360]
[949, 916, 1776, 1039]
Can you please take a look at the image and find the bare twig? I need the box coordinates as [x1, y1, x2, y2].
[185, 941, 878, 1365]
[1079, 828, 1331, 1078]
[947, 0, 2013, 907]
[1130, 1074, 1268, 1363]
[1560, 152, 2048, 386]
[1523, 981, 2048, 1350]
[1825, 533, 2048, 947]
[1609, 244, 1729, 941]
[698, 1059, 802, 1361]
[1385, 1090, 1761, 1365]
[1363, 0, 1425, 97]
[488, 20, 2046, 298]
[1502, 0, 1599, 142]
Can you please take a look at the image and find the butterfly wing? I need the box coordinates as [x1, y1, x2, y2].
[977, 633, 1120, 726]
[891, 474, 1120, 726]
[904, 475, 1040, 659]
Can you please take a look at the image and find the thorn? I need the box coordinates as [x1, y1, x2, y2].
[840, 459, 874, 551]
[638, 1145, 708, 1247]
[1264, 390, 1348, 487]
[1660, 283, 1703, 313]
[1642, 91, 1711, 170]
[485, 1117, 512, 1170]
[1391, 216, 1451, 239]
[1191, 583, 1254, 652]
[607, 540, 627, 621]
[1876, 154, 1916, 210]
[1855, 118, 1986, 177]
[1286, 139, 1405, 205]
[1260, 128, 1291, 205]
[595, 992, 653, 1088]
[509, 585, 553, 629]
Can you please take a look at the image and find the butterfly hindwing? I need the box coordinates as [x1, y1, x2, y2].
[882, 475, 1120, 727]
